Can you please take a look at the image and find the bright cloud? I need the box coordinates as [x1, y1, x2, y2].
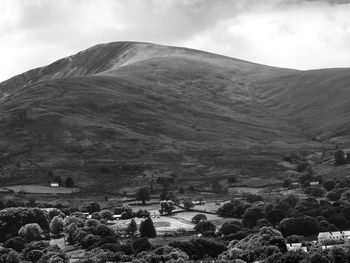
[1, 0, 350, 81]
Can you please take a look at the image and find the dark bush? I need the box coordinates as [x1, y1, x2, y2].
[191, 214, 207, 224]
[4, 236, 26, 251]
[132, 238, 151, 253]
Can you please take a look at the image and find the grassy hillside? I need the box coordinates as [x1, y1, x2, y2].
[1, 42, 347, 191]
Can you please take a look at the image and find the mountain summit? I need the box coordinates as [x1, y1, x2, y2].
[0, 42, 349, 189]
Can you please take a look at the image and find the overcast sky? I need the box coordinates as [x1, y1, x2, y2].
[1, 0, 350, 82]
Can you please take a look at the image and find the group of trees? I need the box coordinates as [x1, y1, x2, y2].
[216, 191, 350, 239]
[334, 149, 350, 165]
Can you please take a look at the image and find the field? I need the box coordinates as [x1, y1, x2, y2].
[3, 185, 80, 194]
[109, 215, 195, 234]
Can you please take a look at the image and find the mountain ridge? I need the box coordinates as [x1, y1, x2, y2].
[0, 41, 348, 190]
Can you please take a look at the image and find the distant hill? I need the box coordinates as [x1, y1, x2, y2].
[0, 42, 348, 190]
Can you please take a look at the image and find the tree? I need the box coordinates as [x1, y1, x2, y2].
[194, 220, 216, 234]
[228, 175, 237, 184]
[220, 221, 242, 235]
[266, 209, 286, 225]
[0, 207, 49, 242]
[132, 238, 152, 253]
[242, 206, 264, 228]
[282, 178, 293, 188]
[126, 219, 137, 236]
[50, 216, 64, 236]
[53, 175, 62, 186]
[323, 180, 335, 191]
[218, 199, 246, 218]
[65, 177, 74, 187]
[160, 190, 168, 201]
[136, 187, 151, 205]
[83, 202, 100, 213]
[139, 217, 157, 238]
[334, 150, 346, 165]
[246, 193, 263, 203]
[183, 199, 194, 210]
[191, 214, 207, 224]
[159, 200, 175, 215]
[100, 210, 113, 220]
[4, 236, 26, 252]
[19, 223, 43, 242]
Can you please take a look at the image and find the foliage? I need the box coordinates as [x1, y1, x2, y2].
[194, 220, 216, 234]
[139, 217, 157, 238]
[132, 238, 152, 253]
[159, 200, 175, 215]
[334, 149, 346, 165]
[64, 177, 74, 187]
[0, 207, 49, 242]
[82, 202, 100, 214]
[18, 223, 43, 242]
[220, 221, 243, 235]
[218, 199, 247, 218]
[136, 187, 151, 205]
[50, 216, 64, 236]
[191, 214, 207, 224]
[183, 199, 195, 210]
[100, 210, 113, 220]
[242, 206, 265, 228]
[3, 236, 26, 252]
[170, 238, 227, 260]
[126, 219, 137, 236]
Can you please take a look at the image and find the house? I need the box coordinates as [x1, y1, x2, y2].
[286, 243, 307, 252]
[50, 182, 59, 187]
[310, 181, 319, 186]
[318, 231, 350, 244]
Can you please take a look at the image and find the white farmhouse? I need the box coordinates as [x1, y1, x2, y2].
[286, 243, 307, 252]
[318, 231, 350, 244]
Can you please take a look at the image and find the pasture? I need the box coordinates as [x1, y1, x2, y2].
[4, 184, 80, 194]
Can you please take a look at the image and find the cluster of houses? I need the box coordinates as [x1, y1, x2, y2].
[286, 231, 350, 252]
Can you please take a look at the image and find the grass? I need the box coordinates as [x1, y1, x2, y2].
[4, 185, 80, 194]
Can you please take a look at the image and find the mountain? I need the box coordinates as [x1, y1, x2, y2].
[0, 42, 348, 190]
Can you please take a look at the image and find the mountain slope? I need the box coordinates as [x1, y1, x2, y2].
[0, 42, 347, 190]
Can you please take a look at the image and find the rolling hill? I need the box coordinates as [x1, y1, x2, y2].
[0, 41, 348, 190]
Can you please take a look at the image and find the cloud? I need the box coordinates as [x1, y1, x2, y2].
[0, 0, 350, 81]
